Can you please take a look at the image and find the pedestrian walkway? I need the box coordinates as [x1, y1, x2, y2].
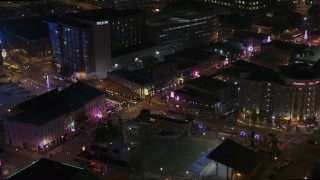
[186, 147, 215, 178]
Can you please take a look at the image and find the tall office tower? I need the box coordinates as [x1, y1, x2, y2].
[200, 0, 294, 13]
[46, 9, 145, 80]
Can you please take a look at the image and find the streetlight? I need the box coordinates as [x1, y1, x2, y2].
[203, 132, 206, 143]
[160, 167, 163, 180]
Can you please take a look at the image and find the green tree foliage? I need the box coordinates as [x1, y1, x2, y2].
[308, 5, 320, 17]
[271, 136, 279, 154]
[129, 152, 145, 180]
[287, 12, 304, 27]
[93, 121, 123, 143]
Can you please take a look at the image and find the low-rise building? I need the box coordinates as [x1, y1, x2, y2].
[260, 40, 309, 65]
[169, 76, 233, 115]
[108, 70, 154, 99]
[294, 46, 320, 64]
[74, 151, 130, 180]
[6, 158, 99, 180]
[136, 109, 192, 136]
[239, 61, 320, 128]
[4, 81, 105, 153]
[165, 48, 223, 82]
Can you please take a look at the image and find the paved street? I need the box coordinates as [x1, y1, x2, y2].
[1, 63, 320, 179]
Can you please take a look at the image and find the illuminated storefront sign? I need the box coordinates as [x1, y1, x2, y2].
[96, 21, 108, 25]
[1, 49, 6, 58]
[293, 81, 320, 86]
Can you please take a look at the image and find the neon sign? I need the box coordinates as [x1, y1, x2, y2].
[96, 21, 108, 25]
[192, 71, 200, 78]
[293, 81, 320, 86]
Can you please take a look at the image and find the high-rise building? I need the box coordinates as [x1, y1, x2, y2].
[146, 10, 218, 57]
[199, 0, 294, 13]
[45, 9, 146, 79]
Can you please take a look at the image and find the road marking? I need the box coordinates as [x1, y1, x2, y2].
[288, 135, 300, 143]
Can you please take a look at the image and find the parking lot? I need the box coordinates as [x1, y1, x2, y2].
[0, 75, 48, 116]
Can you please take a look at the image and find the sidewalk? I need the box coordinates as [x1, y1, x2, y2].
[4, 145, 43, 160]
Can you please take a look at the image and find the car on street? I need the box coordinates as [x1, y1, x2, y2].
[307, 139, 317, 145]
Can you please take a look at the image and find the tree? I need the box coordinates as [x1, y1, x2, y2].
[271, 136, 279, 154]
[93, 121, 123, 143]
[261, 136, 270, 150]
[308, 5, 320, 17]
[287, 12, 304, 27]
[128, 152, 145, 180]
[139, 123, 152, 145]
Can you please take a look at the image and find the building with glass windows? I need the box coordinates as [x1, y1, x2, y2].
[146, 10, 218, 58]
[239, 62, 320, 127]
[45, 9, 146, 79]
[199, 0, 294, 13]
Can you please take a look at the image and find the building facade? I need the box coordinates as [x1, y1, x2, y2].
[4, 81, 106, 153]
[200, 0, 294, 13]
[239, 63, 320, 127]
[260, 40, 309, 66]
[46, 9, 146, 79]
[147, 10, 218, 58]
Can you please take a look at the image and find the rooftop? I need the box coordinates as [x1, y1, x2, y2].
[186, 76, 231, 92]
[234, 31, 269, 41]
[7, 158, 99, 180]
[296, 46, 320, 64]
[147, 10, 212, 28]
[110, 70, 153, 86]
[8, 81, 104, 126]
[5, 18, 49, 40]
[212, 67, 243, 78]
[175, 87, 219, 102]
[231, 60, 271, 71]
[207, 139, 262, 174]
[149, 114, 191, 124]
[165, 48, 218, 70]
[310, 29, 320, 36]
[264, 40, 309, 52]
[96, 79, 139, 97]
[68, 8, 144, 22]
[281, 63, 320, 79]
[247, 68, 283, 84]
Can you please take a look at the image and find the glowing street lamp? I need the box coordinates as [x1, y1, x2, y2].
[160, 167, 163, 180]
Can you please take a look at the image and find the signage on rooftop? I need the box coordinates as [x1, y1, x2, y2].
[96, 21, 108, 25]
[292, 81, 320, 86]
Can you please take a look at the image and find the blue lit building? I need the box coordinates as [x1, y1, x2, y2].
[45, 9, 146, 79]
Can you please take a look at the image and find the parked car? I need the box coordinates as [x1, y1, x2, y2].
[307, 139, 317, 145]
